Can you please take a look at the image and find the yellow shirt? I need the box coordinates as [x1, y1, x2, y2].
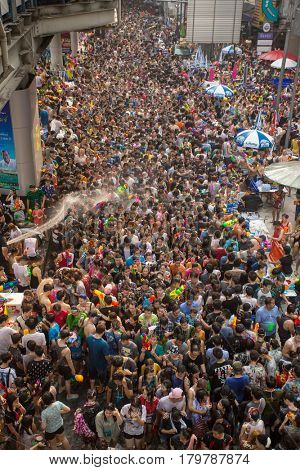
[141, 363, 160, 376]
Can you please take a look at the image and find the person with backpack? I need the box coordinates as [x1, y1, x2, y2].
[50, 328, 78, 400]
[74, 389, 101, 449]
[0, 352, 16, 398]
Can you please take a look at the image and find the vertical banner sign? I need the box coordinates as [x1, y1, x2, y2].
[0, 103, 19, 189]
[262, 0, 279, 22]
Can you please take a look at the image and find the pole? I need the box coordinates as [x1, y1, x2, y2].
[275, 27, 291, 113]
[275, 0, 298, 113]
[284, 44, 300, 148]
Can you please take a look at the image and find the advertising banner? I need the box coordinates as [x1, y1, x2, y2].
[0, 102, 19, 189]
[262, 0, 279, 22]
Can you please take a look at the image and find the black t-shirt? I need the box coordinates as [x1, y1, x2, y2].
[242, 194, 262, 212]
[279, 255, 293, 276]
[221, 262, 234, 273]
[222, 296, 241, 315]
[208, 360, 232, 389]
[202, 431, 232, 450]
[183, 352, 204, 373]
[27, 359, 52, 382]
[0, 235, 8, 268]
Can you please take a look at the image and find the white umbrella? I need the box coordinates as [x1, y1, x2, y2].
[271, 58, 297, 69]
[264, 161, 300, 189]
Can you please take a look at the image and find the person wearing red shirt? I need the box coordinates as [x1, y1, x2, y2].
[51, 304, 68, 329]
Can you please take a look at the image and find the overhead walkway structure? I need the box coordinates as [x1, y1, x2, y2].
[0, 0, 118, 108]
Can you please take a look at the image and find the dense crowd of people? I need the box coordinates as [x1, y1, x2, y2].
[0, 0, 299, 451]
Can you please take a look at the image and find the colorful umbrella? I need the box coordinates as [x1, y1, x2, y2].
[271, 58, 297, 69]
[235, 129, 274, 149]
[259, 50, 297, 62]
[206, 84, 234, 98]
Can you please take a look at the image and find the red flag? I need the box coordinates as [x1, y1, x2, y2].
[209, 67, 215, 81]
[231, 62, 238, 80]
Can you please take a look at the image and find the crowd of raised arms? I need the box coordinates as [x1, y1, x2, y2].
[0, 0, 299, 452]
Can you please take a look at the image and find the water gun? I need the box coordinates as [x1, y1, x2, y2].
[141, 333, 152, 351]
[131, 264, 138, 274]
[117, 184, 128, 194]
[27, 209, 33, 222]
[169, 285, 185, 300]
[254, 322, 260, 334]
[67, 332, 78, 344]
[0, 280, 18, 292]
[222, 218, 237, 228]
[104, 216, 115, 227]
[71, 374, 84, 383]
[142, 295, 156, 308]
[229, 314, 237, 329]
[93, 289, 119, 306]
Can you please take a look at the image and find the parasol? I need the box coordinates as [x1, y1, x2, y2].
[259, 50, 297, 62]
[264, 161, 300, 189]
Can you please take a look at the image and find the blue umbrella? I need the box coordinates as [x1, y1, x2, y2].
[235, 129, 274, 149]
[206, 84, 234, 98]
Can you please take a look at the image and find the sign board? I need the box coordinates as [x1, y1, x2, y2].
[186, 0, 243, 43]
[262, 0, 279, 22]
[257, 45, 272, 55]
[257, 40, 273, 46]
[263, 22, 271, 32]
[61, 33, 71, 53]
[257, 30, 273, 55]
[0, 102, 19, 189]
[258, 32, 273, 40]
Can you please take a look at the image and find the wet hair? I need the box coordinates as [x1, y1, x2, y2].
[212, 347, 223, 360]
[213, 423, 224, 434]
[26, 340, 36, 352]
[0, 352, 11, 364]
[34, 345, 44, 357]
[25, 318, 38, 330]
[11, 333, 22, 345]
[60, 328, 71, 339]
[42, 391, 55, 406]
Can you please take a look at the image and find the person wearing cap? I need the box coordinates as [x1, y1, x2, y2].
[225, 361, 250, 403]
[156, 387, 186, 415]
[66, 307, 87, 338]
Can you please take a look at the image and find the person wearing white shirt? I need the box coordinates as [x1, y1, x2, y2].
[0, 315, 16, 354]
[50, 118, 63, 134]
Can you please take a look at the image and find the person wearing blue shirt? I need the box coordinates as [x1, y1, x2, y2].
[86, 324, 110, 390]
[125, 254, 145, 267]
[206, 346, 229, 368]
[256, 297, 280, 338]
[225, 361, 250, 402]
[46, 313, 60, 345]
[180, 298, 199, 316]
[106, 323, 122, 356]
[40, 108, 49, 128]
